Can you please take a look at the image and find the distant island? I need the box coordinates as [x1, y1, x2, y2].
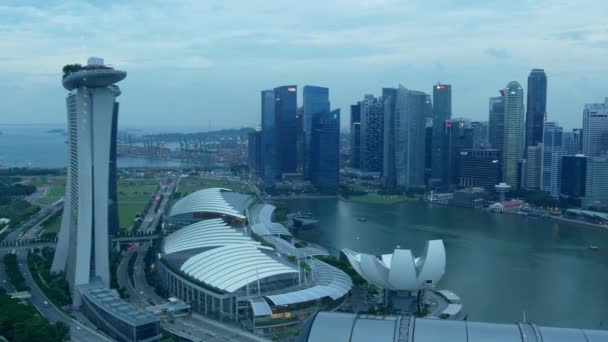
[46, 129, 65, 134]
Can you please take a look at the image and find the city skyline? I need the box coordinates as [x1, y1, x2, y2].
[0, 1, 606, 131]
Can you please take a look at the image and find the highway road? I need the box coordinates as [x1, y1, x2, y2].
[0, 198, 111, 341]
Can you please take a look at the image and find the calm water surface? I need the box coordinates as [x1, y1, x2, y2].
[283, 198, 608, 329]
[0, 124, 187, 168]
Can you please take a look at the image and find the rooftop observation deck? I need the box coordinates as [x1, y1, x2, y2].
[62, 65, 126, 91]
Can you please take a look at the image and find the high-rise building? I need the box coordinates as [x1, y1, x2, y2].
[502, 81, 525, 189]
[471, 121, 489, 149]
[582, 98, 608, 157]
[296, 106, 304, 173]
[274, 85, 298, 174]
[524, 144, 542, 190]
[562, 129, 582, 156]
[561, 155, 586, 204]
[383, 86, 430, 188]
[248, 129, 262, 178]
[424, 118, 433, 184]
[310, 109, 340, 188]
[52, 57, 126, 305]
[360, 95, 384, 172]
[583, 156, 608, 209]
[260, 89, 277, 192]
[541, 122, 563, 197]
[458, 149, 501, 191]
[447, 118, 474, 186]
[525, 69, 547, 154]
[303, 86, 330, 179]
[350, 103, 361, 169]
[382, 87, 397, 187]
[489, 93, 505, 151]
[431, 84, 452, 187]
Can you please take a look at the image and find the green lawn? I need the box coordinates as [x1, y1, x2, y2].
[349, 194, 409, 204]
[39, 186, 66, 205]
[40, 213, 62, 238]
[117, 179, 159, 231]
[176, 177, 252, 196]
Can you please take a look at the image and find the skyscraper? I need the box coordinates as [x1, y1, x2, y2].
[52, 57, 126, 305]
[303, 86, 330, 179]
[582, 98, 608, 157]
[502, 82, 525, 189]
[525, 69, 547, 154]
[248, 129, 262, 178]
[350, 103, 362, 169]
[458, 149, 501, 191]
[488, 93, 505, 151]
[562, 129, 582, 156]
[310, 109, 340, 188]
[561, 155, 586, 205]
[260, 89, 277, 192]
[524, 144, 542, 190]
[541, 122, 563, 197]
[447, 118, 474, 186]
[382, 87, 397, 187]
[583, 156, 608, 209]
[384, 86, 430, 188]
[471, 121, 489, 149]
[431, 84, 452, 187]
[360, 95, 384, 172]
[274, 85, 298, 174]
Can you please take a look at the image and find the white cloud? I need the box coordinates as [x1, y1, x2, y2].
[0, 0, 605, 129]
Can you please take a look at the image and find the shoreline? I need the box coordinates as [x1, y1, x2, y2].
[278, 193, 608, 232]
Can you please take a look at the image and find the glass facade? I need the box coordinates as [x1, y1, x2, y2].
[359, 95, 384, 172]
[525, 69, 547, 153]
[310, 109, 340, 188]
[489, 95, 505, 152]
[303, 86, 330, 180]
[431, 84, 451, 187]
[350, 103, 361, 169]
[274, 85, 298, 174]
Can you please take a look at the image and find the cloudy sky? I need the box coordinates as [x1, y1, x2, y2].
[0, 0, 606, 132]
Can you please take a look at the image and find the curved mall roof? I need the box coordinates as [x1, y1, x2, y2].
[163, 218, 261, 254]
[180, 244, 298, 293]
[265, 259, 351, 306]
[169, 188, 246, 220]
[343, 240, 446, 291]
[299, 311, 608, 342]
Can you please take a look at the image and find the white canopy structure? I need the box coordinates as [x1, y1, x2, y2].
[169, 188, 246, 220]
[163, 219, 261, 254]
[180, 244, 298, 293]
[343, 240, 446, 291]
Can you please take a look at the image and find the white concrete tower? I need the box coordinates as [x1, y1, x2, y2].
[51, 57, 126, 305]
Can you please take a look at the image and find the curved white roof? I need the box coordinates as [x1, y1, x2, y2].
[180, 244, 298, 293]
[170, 188, 246, 220]
[266, 259, 351, 305]
[343, 240, 446, 291]
[163, 219, 260, 254]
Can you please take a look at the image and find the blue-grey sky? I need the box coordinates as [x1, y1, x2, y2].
[0, 0, 606, 132]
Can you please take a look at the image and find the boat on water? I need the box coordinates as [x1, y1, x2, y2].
[357, 217, 367, 222]
[589, 245, 599, 251]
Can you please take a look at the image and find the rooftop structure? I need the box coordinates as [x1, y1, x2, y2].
[158, 189, 353, 335]
[78, 282, 160, 342]
[62, 57, 126, 91]
[343, 240, 445, 291]
[52, 57, 125, 305]
[168, 188, 250, 222]
[179, 244, 298, 293]
[299, 311, 608, 342]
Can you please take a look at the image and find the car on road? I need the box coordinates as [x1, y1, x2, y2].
[43, 300, 49, 307]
